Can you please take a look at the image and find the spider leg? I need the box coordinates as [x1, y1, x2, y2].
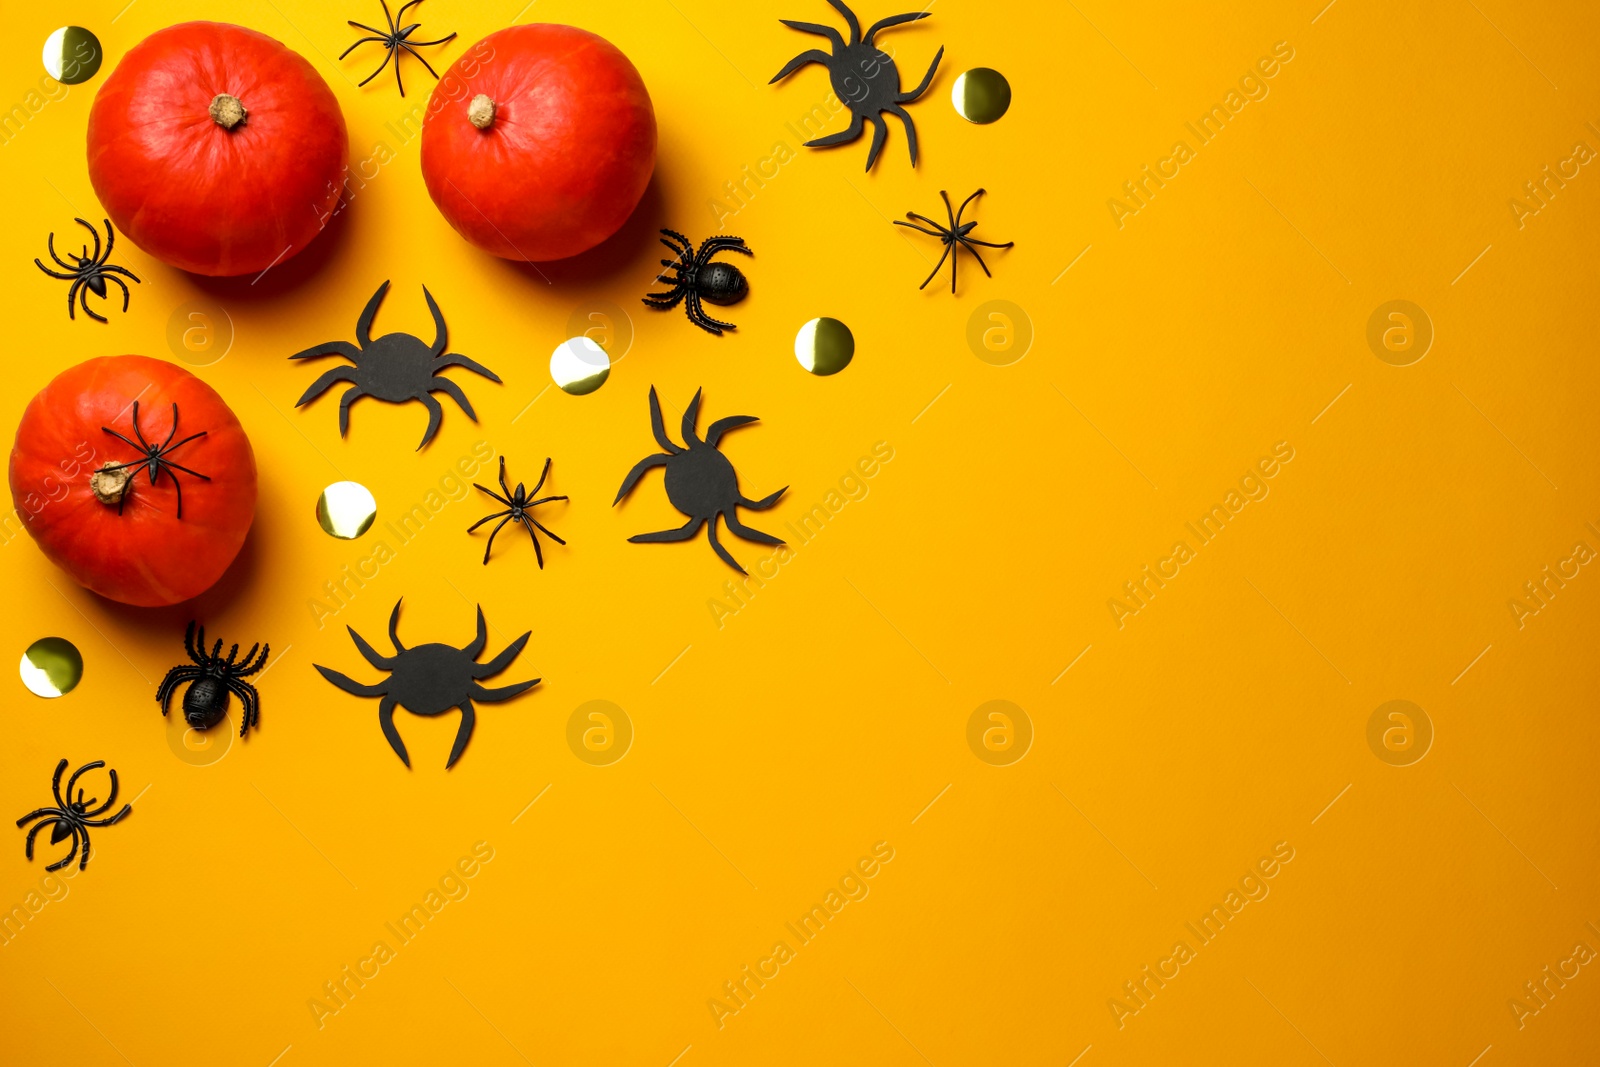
[105, 272, 132, 313]
[886, 102, 920, 166]
[518, 515, 546, 569]
[389, 599, 407, 653]
[808, 109, 872, 149]
[239, 643, 270, 676]
[339, 35, 388, 59]
[738, 486, 787, 510]
[444, 701, 475, 768]
[480, 514, 513, 563]
[864, 10, 929, 45]
[723, 511, 784, 546]
[681, 388, 704, 445]
[469, 674, 540, 703]
[34, 259, 75, 280]
[526, 515, 565, 545]
[294, 366, 360, 408]
[429, 376, 479, 422]
[338, 385, 363, 438]
[78, 280, 111, 324]
[380, 0, 399, 34]
[699, 237, 754, 258]
[687, 292, 736, 334]
[76, 218, 101, 264]
[647, 386, 683, 453]
[705, 514, 747, 574]
[156, 665, 201, 716]
[23, 817, 55, 861]
[377, 694, 410, 768]
[46, 232, 74, 271]
[829, 0, 862, 42]
[64, 761, 105, 805]
[413, 284, 450, 355]
[467, 507, 510, 533]
[960, 239, 995, 278]
[348, 625, 397, 669]
[346, 21, 388, 36]
[81, 770, 119, 817]
[16, 808, 56, 830]
[963, 237, 1016, 249]
[613, 453, 671, 504]
[642, 288, 686, 309]
[394, 0, 423, 26]
[404, 33, 458, 47]
[48, 826, 83, 872]
[432, 353, 501, 382]
[394, 47, 407, 98]
[355, 280, 390, 347]
[461, 606, 488, 659]
[659, 229, 694, 258]
[778, 19, 846, 51]
[225, 678, 257, 735]
[704, 414, 758, 447]
[399, 43, 444, 80]
[770, 48, 833, 83]
[954, 187, 984, 226]
[629, 516, 705, 543]
[357, 46, 398, 88]
[314, 663, 389, 697]
[896, 45, 944, 103]
[530, 456, 552, 495]
[193, 623, 207, 662]
[83, 804, 131, 828]
[49, 758, 69, 808]
[494, 454, 512, 499]
[893, 219, 948, 238]
[918, 241, 953, 290]
[863, 114, 889, 171]
[161, 464, 187, 519]
[289, 339, 363, 365]
[100, 264, 140, 282]
[474, 629, 532, 678]
[416, 392, 445, 450]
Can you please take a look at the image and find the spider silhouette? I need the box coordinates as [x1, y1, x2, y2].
[291, 280, 500, 450]
[642, 229, 753, 335]
[341, 0, 457, 97]
[770, 0, 943, 170]
[470, 456, 567, 566]
[96, 400, 211, 518]
[16, 759, 132, 872]
[34, 217, 140, 323]
[893, 189, 1014, 293]
[157, 621, 269, 737]
[314, 600, 539, 769]
[613, 387, 785, 575]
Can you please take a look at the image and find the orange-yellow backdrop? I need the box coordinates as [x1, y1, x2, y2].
[2, 0, 1598, 1064]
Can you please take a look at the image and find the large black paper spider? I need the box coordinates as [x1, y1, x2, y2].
[157, 621, 270, 737]
[893, 189, 1014, 293]
[613, 387, 785, 575]
[642, 229, 753, 336]
[16, 759, 132, 872]
[770, 0, 943, 170]
[34, 217, 140, 323]
[315, 600, 538, 769]
[291, 280, 500, 450]
[470, 456, 567, 567]
[96, 400, 210, 519]
[341, 0, 457, 97]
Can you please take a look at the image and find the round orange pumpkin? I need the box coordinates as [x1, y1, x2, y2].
[9, 357, 258, 607]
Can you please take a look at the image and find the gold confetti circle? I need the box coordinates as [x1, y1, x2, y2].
[951, 68, 1011, 124]
[317, 481, 377, 539]
[20, 637, 82, 698]
[43, 27, 103, 85]
[794, 317, 854, 376]
[550, 337, 611, 395]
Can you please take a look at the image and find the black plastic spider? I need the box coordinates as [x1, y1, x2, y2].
[291, 280, 500, 450]
[893, 189, 1014, 293]
[95, 400, 210, 518]
[642, 230, 753, 336]
[341, 0, 457, 97]
[34, 217, 140, 323]
[770, 0, 943, 170]
[315, 600, 538, 768]
[16, 759, 132, 872]
[156, 621, 269, 737]
[613, 387, 785, 575]
[470, 456, 567, 567]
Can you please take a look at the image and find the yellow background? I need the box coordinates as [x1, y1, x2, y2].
[2, 0, 1599, 1063]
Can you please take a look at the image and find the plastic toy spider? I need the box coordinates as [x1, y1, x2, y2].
[157, 621, 269, 737]
[16, 759, 132, 872]
[770, 0, 943, 170]
[341, 0, 457, 97]
[34, 217, 140, 323]
[642, 229, 753, 336]
[96, 400, 210, 518]
[893, 189, 1014, 293]
[315, 600, 539, 769]
[470, 456, 567, 567]
[291, 280, 501, 450]
[614, 387, 785, 575]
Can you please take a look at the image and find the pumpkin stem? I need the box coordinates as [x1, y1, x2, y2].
[209, 94, 247, 130]
[468, 94, 496, 130]
[91, 466, 131, 507]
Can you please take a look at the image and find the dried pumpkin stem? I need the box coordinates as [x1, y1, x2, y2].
[468, 94, 496, 130]
[209, 93, 247, 130]
[91, 466, 131, 507]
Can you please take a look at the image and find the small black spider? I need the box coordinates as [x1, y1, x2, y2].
[642, 229, 753, 336]
[292, 280, 500, 450]
[34, 217, 140, 323]
[16, 759, 132, 872]
[315, 600, 539, 768]
[156, 621, 269, 737]
[341, 0, 457, 97]
[893, 189, 1014, 293]
[614, 387, 785, 575]
[470, 456, 567, 567]
[95, 400, 211, 519]
[770, 0, 943, 170]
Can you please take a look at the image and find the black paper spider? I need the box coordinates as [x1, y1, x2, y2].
[156, 621, 269, 737]
[642, 229, 753, 336]
[613, 387, 785, 575]
[16, 759, 132, 872]
[34, 217, 140, 323]
[770, 0, 943, 170]
[315, 600, 538, 768]
[470, 456, 567, 567]
[341, 0, 457, 97]
[291, 280, 500, 450]
[893, 189, 1014, 293]
[96, 400, 210, 519]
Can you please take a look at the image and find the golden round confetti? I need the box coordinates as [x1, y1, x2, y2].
[951, 68, 1011, 124]
[317, 481, 377, 539]
[20, 637, 83, 698]
[794, 317, 854, 376]
[43, 27, 103, 85]
[551, 337, 611, 395]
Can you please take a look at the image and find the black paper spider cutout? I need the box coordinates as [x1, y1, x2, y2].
[34, 217, 140, 323]
[770, 0, 943, 170]
[157, 621, 269, 737]
[341, 0, 457, 97]
[97, 400, 211, 518]
[642, 229, 753, 336]
[314, 600, 539, 768]
[893, 189, 1014, 293]
[470, 456, 567, 567]
[613, 387, 785, 575]
[291, 280, 500, 450]
[16, 759, 132, 872]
